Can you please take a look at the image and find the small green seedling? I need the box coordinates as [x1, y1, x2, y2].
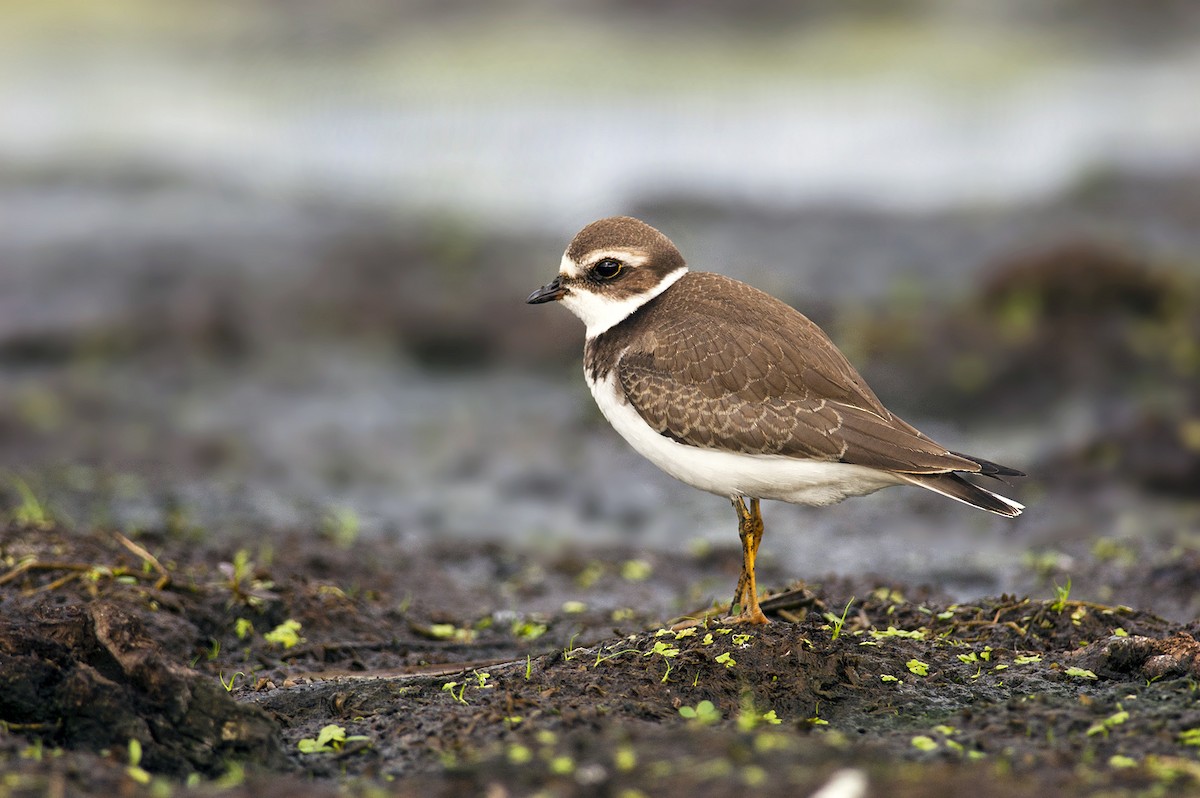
[1051, 578, 1072, 613]
[219, 671, 244, 692]
[126, 739, 151, 784]
[297, 724, 370, 754]
[441, 681, 469, 704]
[563, 633, 582, 661]
[321, 507, 360, 547]
[1178, 728, 1200, 746]
[234, 618, 254, 640]
[9, 476, 52, 529]
[264, 619, 304, 649]
[512, 619, 547, 640]
[824, 597, 855, 641]
[735, 696, 782, 732]
[428, 623, 476, 643]
[869, 626, 925, 641]
[648, 641, 680, 658]
[906, 659, 930, 677]
[911, 735, 938, 752]
[715, 652, 736, 668]
[1087, 709, 1129, 738]
[1065, 666, 1098, 680]
[678, 700, 720, 725]
[218, 549, 277, 607]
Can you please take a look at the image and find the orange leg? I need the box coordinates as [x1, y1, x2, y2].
[728, 496, 769, 625]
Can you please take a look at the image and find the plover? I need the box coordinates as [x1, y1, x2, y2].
[527, 216, 1024, 624]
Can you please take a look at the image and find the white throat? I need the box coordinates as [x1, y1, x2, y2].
[562, 266, 688, 339]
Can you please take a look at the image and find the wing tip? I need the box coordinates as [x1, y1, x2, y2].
[949, 450, 1026, 479]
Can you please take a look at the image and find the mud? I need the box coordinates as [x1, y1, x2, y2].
[3, 520, 1200, 797]
[2, 160, 1198, 798]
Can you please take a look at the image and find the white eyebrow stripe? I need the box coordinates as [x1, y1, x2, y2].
[583, 249, 650, 268]
[560, 248, 650, 279]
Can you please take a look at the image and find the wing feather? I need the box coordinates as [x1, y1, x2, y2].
[612, 272, 982, 475]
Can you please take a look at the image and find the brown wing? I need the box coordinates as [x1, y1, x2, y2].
[612, 272, 980, 475]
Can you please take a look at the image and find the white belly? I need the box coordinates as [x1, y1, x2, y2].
[587, 371, 904, 506]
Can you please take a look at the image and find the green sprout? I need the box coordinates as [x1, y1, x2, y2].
[563, 633, 582, 661]
[648, 641, 680, 658]
[1087, 709, 1129, 738]
[263, 619, 304, 649]
[512, 619, 548, 640]
[911, 735, 938, 752]
[427, 623, 476, 643]
[906, 659, 930, 677]
[297, 724, 370, 754]
[824, 597, 855, 641]
[126, 739, 151, 784]
[869, 626, 926, 641]
[217, 549, 277, 607]
[219, 671, 245, 692]
[234, 617, 254, 640]
[9, 476, 52, 529]
[1178, 728, 1200, 746]
[321, 507, 360, 547]
[1051, 578, 1072, 613]
[441, 681, 469, 704]
[678, 700, 721, 725]
[736, 695, 782, 732]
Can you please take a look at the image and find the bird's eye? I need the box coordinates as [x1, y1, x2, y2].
[593, 258, 623, 280]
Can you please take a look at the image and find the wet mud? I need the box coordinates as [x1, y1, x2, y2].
[4, 521, 1200, 797]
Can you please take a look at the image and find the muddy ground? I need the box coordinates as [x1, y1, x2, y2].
[2, 167, 1200, 796]
[4, 514, 1200, 798]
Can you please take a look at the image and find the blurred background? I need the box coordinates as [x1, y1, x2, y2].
[2, 0, 1198, 610]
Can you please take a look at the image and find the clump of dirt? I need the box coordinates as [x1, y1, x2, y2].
[0, 600, 284, 776]
[5, 521, 1200, 797]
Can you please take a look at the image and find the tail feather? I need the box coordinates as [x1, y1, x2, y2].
[898, 472, 1024, 518]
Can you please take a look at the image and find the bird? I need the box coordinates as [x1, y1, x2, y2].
[527, 216, 1024, 624]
